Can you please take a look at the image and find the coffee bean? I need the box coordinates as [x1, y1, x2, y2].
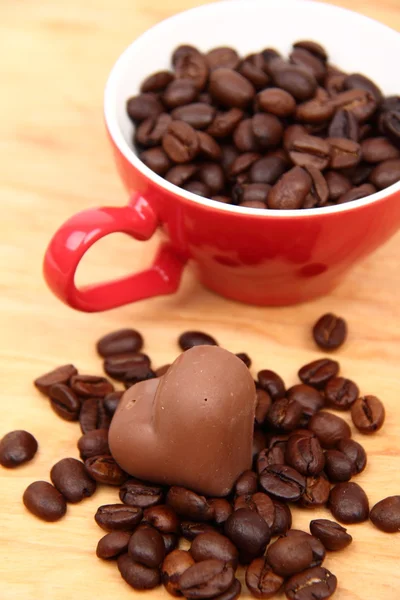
[224, 508, 270, 562]
[175, 52, 209, 91]
[97, 329, 144, 357]
[190, 531, 239, 567]
[120, 478, 164, 508]
[268, 166, 312, 209]
[298, 359, 339, 389]
[259, 464, 306, 502]
[70, 375, 114, 398]
[127, 93, 164, 123]
[103, 391, 123, 417]
[381, 110, 400, 147]
[300, 474, 331, 508]
[79, 398, 110, 433]
[0, 430, 38, 468]
[50, 457, 96, 503]
[303, 165, 329, 207]
[256, 444, 286, 473]
[271, 500, 292, 536]
[233, 119, 258, 152]
[178, 559, 235, 599]
[330, 481, 369, 523]
[290, 47, 326, 82]
[198, 163, 225, 194]
[234, 470, 258, 496]
[209, 68, 256, 108]
[103, 352, 151, 382]
[296, 97, 334, 124]
[129, 524, 165, 568]
[361, 136, 400, 162]
[172, 45, 201, 65]
[23, 481, 67, 522]
[162, 549, 196, 596]
[136, 114, 173, 147]
[181, 522, 218, 541]
[286, 384, 325, 418]
[34, 364, 78, 395]
[246, 557, 285, 599]
[48, 383, 81, 421]
[267, 536, 314, 577]
[171, 103, 216, 130]
[328, 109, 358, 141]
[331, 89, 377, 122]
[207, 108, 244, 138]
[328, 137, 362, 169]
[85, 455, 127, 486]
[257, 87, 296, 117]
[140, 147, 172, 175]
[324, 450, 353, 482]
[162, 533, 179, 554]
[336, 182, 377, 203]
[310, 519, 352, 551]
[167, 487, 214, 521]
[178, 331, 218, 350]
[209, 499, 233, 526]
[197, 132, 223, 161]
[166, 164, 197, 187]
[206, 47, 240, 71]
[252, 114, 283, 148]
[313, 313, 347, 350]
[141, 71, 174, 93]
[214, 579, 241, 600]
[235, 352, 251, 368]
[293, 40, 327, 62]
[163, 79, 199, 109]
[325, 377, 359, 410]
[370, 496, 400, 533]
[250, 156, 288, 185]
[267, 397, 303, 431]
[337, 438, 367, 475]
[270, 62, 317, 101]
[118, 552, 160, 590]
[239, 58, 269, 90]
[344, 73, 383, 103]
[143, 505, 180, 533]
[285, 434, 325, 476]
[234, 493, 275, 530]
[287, 134, 330, 170]
[254, 389, 272, 426]
[283, 532, 324, 569]
[95, 504, 143, 531]
[162, 121, 200, 163]
[285, 566, 337, 600]
[351, 395, 385, 434]
[309, 411, 351, 448]
[369, 158, 400, 189]
[96, 531, 132, 559]
[229, 152, 261, 177]
[325, 170, 352, 200]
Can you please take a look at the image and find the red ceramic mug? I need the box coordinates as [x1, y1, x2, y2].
[44, 0, 400, 312]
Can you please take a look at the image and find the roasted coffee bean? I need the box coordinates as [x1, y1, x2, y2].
[96, 531, 132, 559]
[336, 182, 377, 203]
[271, 500, 292, 535]
[257, 444, 286, 473]
[206, 47, 240, 71]
[118, 552, 160, 590]
[230, 152, 261, 177]
[163, 79, 199, 109]
[250, 156, 288, 185]
[95, 503, 143, 532]
[163, 121, 199, 163]
[298, 359, 339, 389]
[286, 530, 326, 568]
[209, 499, 233, 525]
[267, 397, 303, 431]
[178, 330, 218, 350]
[328, 137, 362, 169]
[313, 313, 347, 350]
[34, 364, 77, 395]
[129, 524, 165, 568]
[49, 383, 81, 421]
[175, 52, 209, 91]
[325, 170, 352, 200]
[97, 329, 143, 357]
[344, 73, 383, 103]
[236, 352, 251, 368]
[140, 147, 172, 175]
[370, 496, 400, 533]
[324, 450, 353, 482]
[0, 430, 38, 468]
[198, 163, 225, 194]
[190, 532, 239, 567]
[224, 508, 270, 562]
[254, 389, 272, 426]
[120, 478, 164, 508]
[172, 45, 201, 65]
[103, 391, 123, 417]
[181, 522, 217, 541]
[303, 165, 329, 207]
[295, 97, 334, 124]
[214, 579, 241, 600]
[239, 58, 270, 89]
[331, 89, 377, 122]
[300, 474, 331, 508]
[381, 95, 400, 113]
[136, 114, 173, 147]
[325, 71, 346, 96]
[369, 158, 400, 189]
[286, 384, 325, 418]
[178, 559, 235, 599]
[79, 398, 110, 433]
[361, 136, 399, 162]
[328, 109, 358, 141]
[185, 181, 211, 197]
[50, 457, 96, 503]
[166, 164, 198, 186]
[270, 62, 317, 101]
[293, 40, 327, 61]
[162, 533, 179, 554]
[162, 549, 196, 596]
[209, 68, 255, 108]
[329, 481, 369, 523]
[287, 134, 330, 170]
[267, 536, 313, 577]
[381, 110, 400, 146]
[252, 114, 283, 148]
[325, 377, 359, 410]
[234, 470, 258, 496]
[233, 119, 259, 152]
[171, 103, 216, 129]
[246, 557, 285, 599]
[310, 519, 352, 551]
[283, 124, 308, 150]
[309, 411, 351, 448]
[85, 455, 127, 486]
[259, 464, 306, 502]
[70, 375, 114, 398]
[351, 395, 385, 434]
[336, 438, 367, 475]
[268, 166, 312, 210]
[167, 487, 214, 522]
[77, 429, 110, 462]
[257, 87, 296, 117]
[207, 108, 244, 138]
[290, 47, 326, 82]
[103, 352, 151, 382]
[23, 481, 67, 522]
[127, 93, 163, 123]
[234, 493, 275, 530]
[285, 434, 325, 476]
[197, 132, 223, 161]
[285, 566, 337, 600]
[141, 70, 174, 93]
[143, 505, 180, 533]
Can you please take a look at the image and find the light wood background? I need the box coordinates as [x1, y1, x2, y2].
[0, 0, 399, 598]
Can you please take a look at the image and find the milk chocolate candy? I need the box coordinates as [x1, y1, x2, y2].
[109, 346, 256, 497]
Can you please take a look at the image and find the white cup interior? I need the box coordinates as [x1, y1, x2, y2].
[104, 0, 400, 216]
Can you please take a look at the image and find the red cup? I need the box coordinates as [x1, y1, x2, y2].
[44, 0, 400, 312]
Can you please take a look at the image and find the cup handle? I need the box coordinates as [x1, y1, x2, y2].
[43, 193, 187, 312]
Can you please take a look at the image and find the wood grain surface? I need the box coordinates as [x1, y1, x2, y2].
[0, 0, 399, 598]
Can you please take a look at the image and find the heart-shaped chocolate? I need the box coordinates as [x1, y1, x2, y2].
[109, 346, 256, 497]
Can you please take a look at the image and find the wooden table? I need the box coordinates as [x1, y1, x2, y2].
[0, 0, 399, 598]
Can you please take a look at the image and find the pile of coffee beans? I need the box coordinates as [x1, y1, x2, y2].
[126, 41, 400, 209]
[1, 322, 399, 600]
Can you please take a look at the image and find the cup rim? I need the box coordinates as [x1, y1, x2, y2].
[104, 0, 400, 218]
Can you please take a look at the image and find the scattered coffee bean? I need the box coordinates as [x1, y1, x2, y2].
[370, 496, 400, 533]
[96, 531, 131, 559]
[162, 533, 179, 554]
[286, 384, 325, 418]
[324, 450, 353, 482]
[50, 457, 96, 503]
[167, 487, 214, 521]
[96, 329, 143, 357]
[49, 383, 81, 421]
[127, 93, 164, 123]
[209, 499, 233, 526]
[34, 364, 78, 395]
[70, 374, 114, 398]
[79, 398, 110, 433]
[235, 352, 251, 368]
[313, 313, 347, 350]
[23, 481, 67, 522]
[266, 535, 314, 577]
[143, 505, 180, 534]
[129, 524, 166, 568]
[271, 500, 292, 536]
[103, 352, 152, 382]
[85, 455, 127, 486]
[298, 359, 339, 388]
[285, 566, 337, 600]
[178, 330, 218, 350]
[141, 70, 174, 93]
[336, 438, 367, 475]
[178, 558, 235, 599]
[103, 391, 123, 416]
[310, 519, 352, 551]
[300, 474, 331, 508]
[190, 531, 239, 567]
[259, 464, 306, 502]
[181, 522, 217, 541]
[308, 411, 351, 448]
[0, 430, 38, 468]
[285, 529, 326, 567]
[77, 428, 110, 460]
[234, 470, 258, 496]
[329, 482, 369, 524]
[234, 492, 275, 530]
[351, 395, 385, 434]
[95, 504, 143, 532]
[214, 579, 241, 600]
[118, 552, 161, 590]
[224, 508, 270, 562]
[120, 478, 164, 508]
[285, 434, 325, 476]
[324, 377, 359, 410]
[162, 549, 195, 596]
[245, 557, 285, 599]
[267, 397, 303, 431]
